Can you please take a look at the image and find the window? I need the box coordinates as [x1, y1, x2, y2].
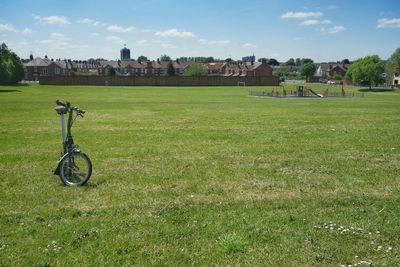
[54, 68, 60, 75]
[41, 68, 48, 75]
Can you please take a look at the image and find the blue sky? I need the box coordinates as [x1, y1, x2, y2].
[0, 0, 399, 62]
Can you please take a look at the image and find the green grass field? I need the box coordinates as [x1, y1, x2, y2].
[0, 84, 399, 266]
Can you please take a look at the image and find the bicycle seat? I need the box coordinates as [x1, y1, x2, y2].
[55, 105, 67, 114]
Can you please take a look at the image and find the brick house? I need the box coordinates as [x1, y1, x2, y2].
[225, 59, 272, 77]
[246, 60, 273, 76]
[99, 60, 121, 76]
[204, 63, 228, 76]
[315, 63, 350, 79]
[24, 57, 50, 80]
[24, 57, 70, 80]
[328, 64, 348, 77]
[120, 60, 145, 76]
[149, 59, 192, 76]
[173, 59, 191, 76]
[69, 60, 101, 75]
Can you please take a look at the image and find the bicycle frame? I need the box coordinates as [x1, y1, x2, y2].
[60, 105, 76, 154]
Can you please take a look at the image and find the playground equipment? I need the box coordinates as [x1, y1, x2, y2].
[249, 85, 364, 98]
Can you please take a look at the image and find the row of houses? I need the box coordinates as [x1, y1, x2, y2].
[23, 57, 273, 81]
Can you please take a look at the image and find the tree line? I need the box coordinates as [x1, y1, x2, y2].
[0, 43, 25, 84]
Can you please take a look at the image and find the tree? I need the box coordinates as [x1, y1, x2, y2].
[258, 57, 268, 63]
[285, 58, 295, 66]
[295, 58, 301, 66]
[300, 58, 313, 65]
[183, 63, 207, 77]
[137, 55, 148, 62]
[205, 57, 214, 63]
[386, 47, 400, 76]
[300, 62, 316, 81]
[0, 48, 12, 83]
[0, 43, 25, 84]
[160, 54, 171, 61]
[107, 66, 116, 76]
[10, 52, 25, 83]
[346, 55, 385, 89]
[341, 58, 350, 65]
[166, 61, 175, 76]
[267, 58, 280, 66]
[332, 73, 343, 81]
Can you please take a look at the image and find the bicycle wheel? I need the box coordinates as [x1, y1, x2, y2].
[59, 151, 92, 186]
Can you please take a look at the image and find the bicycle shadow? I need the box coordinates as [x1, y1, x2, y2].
[0, 89, 21, 93]
[55, 176, 105, 189]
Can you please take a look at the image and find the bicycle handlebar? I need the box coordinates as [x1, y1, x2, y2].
[73, 107, 85, 114]
[56, 100, 67, 107]
[56, 100, 85, 116]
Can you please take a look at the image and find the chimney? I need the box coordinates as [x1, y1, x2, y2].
[176, 58, 180, 64]
[157, 58, 160, 64]
[251, 61, 254, 65]
[147, 61, 153, 68]
[261, 59, 267, 64]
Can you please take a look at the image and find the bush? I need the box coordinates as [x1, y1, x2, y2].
[331, 73, 343, 81]
[183, 64, 207, 77]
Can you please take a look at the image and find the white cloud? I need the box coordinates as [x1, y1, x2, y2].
[38, 34, 70, 50]
[328, 26, 346, 34]
[161, 43, 177, 49]
[78, 18, 102, 26]
[33, 14, 71, 25]
[242, 43, 257, 48]
[39, 39, 54, 44]
[376, 18, 400, 28]
[281, 11, 323, 19]
[299, 19, 331, 26]
[106, 36, 125, 44]
[0, 24, 18, 32]
[155, 28, 195, 38]
[106, 24, 135, 33]
[136, 40, 149, 46]
[21, 28, 32, 35]
[51, 32, 69, 40]
[199, 39, 230, 46]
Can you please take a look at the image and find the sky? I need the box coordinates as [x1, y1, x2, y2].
[0, 0, 399, 62]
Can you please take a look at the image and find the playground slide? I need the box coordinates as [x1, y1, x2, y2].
[309, 89, 323, 98]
